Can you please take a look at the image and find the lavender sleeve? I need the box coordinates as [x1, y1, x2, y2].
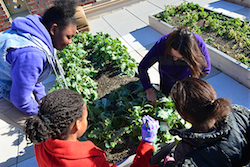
[7, 47, 47, 115]
[138, 34, 168, 91]
[33, 83, 46, 103]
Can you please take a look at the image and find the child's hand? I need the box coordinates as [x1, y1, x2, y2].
[141, 115, 159, 144]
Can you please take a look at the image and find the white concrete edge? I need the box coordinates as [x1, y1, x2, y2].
[148, 14, 250, 89]
[202, 6, 247, 22]
[116, 154, 136, 167]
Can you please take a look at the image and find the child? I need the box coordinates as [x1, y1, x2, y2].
[25, 89, 160, 167]
[0, 0, 77, 130]
[169, 77, 250, 166]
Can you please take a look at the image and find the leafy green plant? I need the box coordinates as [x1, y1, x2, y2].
[50, 31, 188, 150]
[49, 42, 99, 104]
[72, 32, 138, 77]
[82, 81, 188, 150]
[204, 37, 214, 43]
[234, 54, 250, 67]
[50, 31, 138, 103]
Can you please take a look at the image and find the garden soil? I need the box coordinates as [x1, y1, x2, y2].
[94, 62, 140, 164]
[169, 15, 250, 59]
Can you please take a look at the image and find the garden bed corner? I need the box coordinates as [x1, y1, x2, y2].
[148, 14, 250, 89]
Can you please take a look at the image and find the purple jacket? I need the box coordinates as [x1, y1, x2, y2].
[138, 33, 211, 91]
[5, 15, 54, 115]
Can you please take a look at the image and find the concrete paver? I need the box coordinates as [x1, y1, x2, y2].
[16, 132, 35, 164]
[207, 73, 250, 108]
[234, 7, 250, 20]
[126, 1, 163, 24]
[148, 0, 184, 9]
[204, 0, 245, 14]
[88, 17, 121, 38]
[103, 10, 147, 36]
[0, 126, 19, 167]
[120, 26, 162, 51]
[11, 157, 38, 167]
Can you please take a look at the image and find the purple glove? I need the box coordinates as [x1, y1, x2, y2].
[141, 115, 160, 143]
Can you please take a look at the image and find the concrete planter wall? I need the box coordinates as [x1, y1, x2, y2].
[149, 14, 250, 89]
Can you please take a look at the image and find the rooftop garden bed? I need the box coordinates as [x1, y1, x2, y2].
[50, 31, 188, 164]
[149, 2, 250, 88]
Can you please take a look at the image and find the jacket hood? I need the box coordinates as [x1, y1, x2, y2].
[11, 14, 54, 54]
[41, 138, 105, 160]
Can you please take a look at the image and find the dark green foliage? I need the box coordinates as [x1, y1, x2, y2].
[49, 31, 188, 150]
[83, 82, 188, 150]
[49, 31, 138, 103]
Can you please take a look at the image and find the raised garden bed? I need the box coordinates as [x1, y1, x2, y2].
[50, 32, 188, 164]
[148, 2, 250, 89]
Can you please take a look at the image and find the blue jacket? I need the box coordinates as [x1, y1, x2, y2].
[0, 15, 55, 115]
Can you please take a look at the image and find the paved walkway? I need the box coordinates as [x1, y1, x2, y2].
[0, 0, 249, 166]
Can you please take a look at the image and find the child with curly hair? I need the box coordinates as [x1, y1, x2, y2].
[25, 89, 160, 167]
[0, 0, 77, 130]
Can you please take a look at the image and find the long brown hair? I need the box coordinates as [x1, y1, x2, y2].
[165, 27, 207, 78]
[170, 77, 231, 132]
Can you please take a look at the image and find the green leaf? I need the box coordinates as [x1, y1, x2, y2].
[105, 141, 111, 148]
[157, 108, 173, 120]
[77, 49, 86, 56]
[110, 141, 116, 148]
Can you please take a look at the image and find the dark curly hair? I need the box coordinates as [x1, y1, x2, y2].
[25, 89, 84, 144]
[42, 0, 77, 30]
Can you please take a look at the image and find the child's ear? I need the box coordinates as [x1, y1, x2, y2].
[75, 119, 81, 130]
[50, 23, 58, 36]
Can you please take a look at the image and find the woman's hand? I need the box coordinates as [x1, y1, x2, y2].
[141, 115, 159, 144]
[146, 88, 157, 107]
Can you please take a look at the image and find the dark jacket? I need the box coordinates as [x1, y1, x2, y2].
[170, 105, 250, 167]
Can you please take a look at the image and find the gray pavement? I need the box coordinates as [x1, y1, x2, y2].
[0, 0, 249, 166]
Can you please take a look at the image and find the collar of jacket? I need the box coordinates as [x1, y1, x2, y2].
[169, 112, 233, 142]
